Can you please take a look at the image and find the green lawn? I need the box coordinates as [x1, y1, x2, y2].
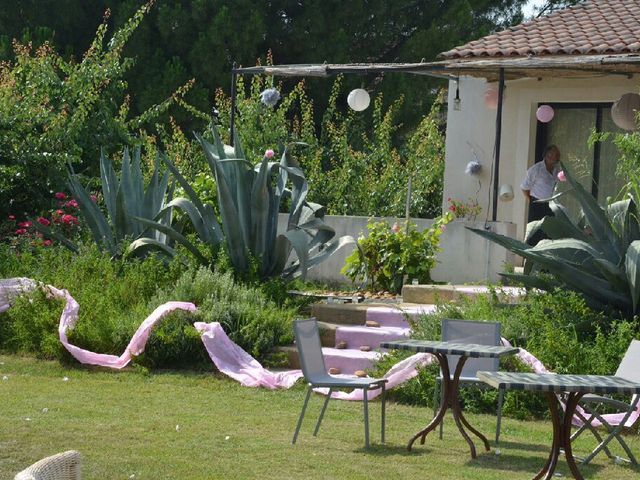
[1, 355, 638, 480]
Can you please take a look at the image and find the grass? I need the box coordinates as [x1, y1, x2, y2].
[1, 355, 639, 479]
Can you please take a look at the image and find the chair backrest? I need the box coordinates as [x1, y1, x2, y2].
[294, 318, 328, 383]
[615, 339, 640, 383]
[14, 450, 81, 480]
[442, 319, 501, 379]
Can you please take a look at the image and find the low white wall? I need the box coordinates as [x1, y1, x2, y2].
[278, 214, 517, 285]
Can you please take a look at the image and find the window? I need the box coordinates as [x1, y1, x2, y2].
[535, 103, 625, 219]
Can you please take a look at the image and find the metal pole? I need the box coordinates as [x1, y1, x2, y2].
[492, 68, 505, 222]
[405, 176, 412, 230]
[230, 62, 237, 146]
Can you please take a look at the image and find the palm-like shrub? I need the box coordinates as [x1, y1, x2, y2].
[148, 127, 353, 281]
[469, 164, 640, 317]
[61, 147, 175, 258]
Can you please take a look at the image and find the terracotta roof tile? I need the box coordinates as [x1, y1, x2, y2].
[440, 0, 640, 59]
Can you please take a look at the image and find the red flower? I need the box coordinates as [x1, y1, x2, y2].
[18, 221, 32, 228]
[15, 228, 27, 235]
[8, 215, 15, 221]
[65, 199, 78, 209]
[90, 194, 98, 203]
[54, 192, 67, 200]
[43, 239, 53, 247]
[55, 209, 64, 215]
[37, 217, 50, 226]
[61, 214, 78, 225]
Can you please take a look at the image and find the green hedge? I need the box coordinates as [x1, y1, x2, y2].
[0, 244, 295, 369]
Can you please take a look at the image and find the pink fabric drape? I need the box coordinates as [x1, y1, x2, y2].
[1, 276, 638, 427]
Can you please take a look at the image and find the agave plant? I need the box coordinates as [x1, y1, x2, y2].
[469, 164, 640, 317]
[143, 127, 353, 280]
[39, 147, 176, 258]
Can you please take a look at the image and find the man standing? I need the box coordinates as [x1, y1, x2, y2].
[520, 145, 560, 245]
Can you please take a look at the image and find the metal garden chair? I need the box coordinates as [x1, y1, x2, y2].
[291, 318, 387, 448]
[433, 319, 505, 444]
[14, 450, 81, 480]
[570, 339, 640, 465]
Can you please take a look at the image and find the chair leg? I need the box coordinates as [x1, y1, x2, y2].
[496, 387, 505, 446]
[293, 386, 313, 444]
[314, 388, 333, 436]
[381, 383, 386, 444]
[363, 388, 370, 449]
[582, 409, 638, 465]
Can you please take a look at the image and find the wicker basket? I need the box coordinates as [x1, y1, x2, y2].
[14, 450, 81, 480]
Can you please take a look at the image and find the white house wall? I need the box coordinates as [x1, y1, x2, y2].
[443, 74, 639, 244]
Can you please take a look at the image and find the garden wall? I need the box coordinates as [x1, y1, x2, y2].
[278, 214, 517, 285]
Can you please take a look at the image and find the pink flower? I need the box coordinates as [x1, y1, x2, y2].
[65, 199, 78, 209]
[43, 239, 53, 247]
[54, 192, 67, 200]
[61, 214, 75, 225]
[440, 225, 447, 232]
[15, 228, 27, 235]
[391, 223, 401, 233]
[37, 217, 50, 226]
[7, 215, 15, 221]
[55, 209, 64, 215]
[90, 194, 98, 203]
[264, 149, 275, 158]
[557, 171, 566, 182]
[18, 221, 32, 228]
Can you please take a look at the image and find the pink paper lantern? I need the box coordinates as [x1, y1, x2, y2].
[536, 105, 555, 123]
[484, 86, 499, 109]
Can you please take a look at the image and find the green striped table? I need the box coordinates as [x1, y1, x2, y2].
[478, 371, 640, 480]
[381, 339, 518, 457]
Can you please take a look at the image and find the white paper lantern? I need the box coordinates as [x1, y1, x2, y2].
[611, 93, 640, 131]
[347, 88, 370, 111]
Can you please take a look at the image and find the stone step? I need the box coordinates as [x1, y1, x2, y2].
[401, 284, 526, 304]
[278, 345, 382, 375]
[312, 301, 435, 326]
[317, 321, 411, 349]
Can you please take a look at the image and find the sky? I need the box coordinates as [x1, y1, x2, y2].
[523, 0, 547, 19]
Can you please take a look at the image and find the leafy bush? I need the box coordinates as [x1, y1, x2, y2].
[377, 289, 638, 419]
[0, 244, 296, 367]
[215, 73, 446, 218]
[0, 1, 200, 221]
[471, 164, 640, 319]
[342, 215, 452, 293]
[150, 266, 296, 359]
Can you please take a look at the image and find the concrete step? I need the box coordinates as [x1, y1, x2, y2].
[401, 284, 526, 304]
[317, 321, 411, 349]
[311, 301, 435, 326]
[277, 345, 383, 375]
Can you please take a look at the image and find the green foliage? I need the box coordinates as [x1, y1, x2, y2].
[0, 243, 296, 366]
[470, 164, 640, 318]
[342, 214, 452, 293]
[151, 126, 354, 281]
[215, 75, 447, 218]
[150, 266, 296, 359]
[63, 146, 179, 259]
[0, 1, 200, 220]
[381, 289, 638, 418]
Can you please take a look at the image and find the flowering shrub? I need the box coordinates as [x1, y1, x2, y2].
[2, 192, 84, 251]
[447, 197, 482, 221]
[341, 213, 453, 293]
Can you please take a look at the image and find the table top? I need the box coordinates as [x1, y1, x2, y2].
[478, 371, 640, 395]
[379, 339, 519, 358]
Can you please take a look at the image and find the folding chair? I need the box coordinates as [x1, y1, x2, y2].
[291, 318, 387, 448]
[571, 339, 640, 465]
[433, 319, 505, 444]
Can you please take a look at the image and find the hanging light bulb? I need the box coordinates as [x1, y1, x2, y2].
[347, 88, 370, 111]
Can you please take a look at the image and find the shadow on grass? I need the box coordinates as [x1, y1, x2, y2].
[467, 450, 607, 476]
[357, 444, 431, 457]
